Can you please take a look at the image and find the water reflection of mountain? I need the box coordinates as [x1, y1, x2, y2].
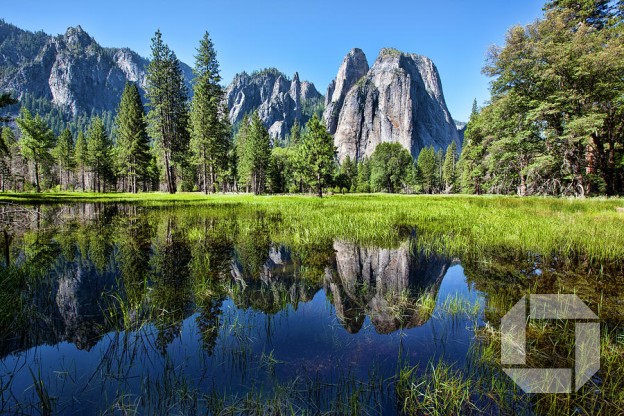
[0, 257, 120, 358]
[327, 241, 450, 334]
[228, 241, 451, 334]
[1, 231, 452, 358]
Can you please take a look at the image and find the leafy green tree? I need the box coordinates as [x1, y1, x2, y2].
[86, 116, 113, 192]
[417, 146, 437, 194]
[15, 108, 55, 192]
[476, 3, 624, 195]
[269, 146, 297, 193]
[369, 143, 413, 193]
[297, 114, 336, 197]
[114, 82, 151, 193]
[190, 32, 230, 194]
[74, 131, 88, 191]
[52, 128, 75, 190]
[236, 112, 271, 194]
[146, 30, 190, 194]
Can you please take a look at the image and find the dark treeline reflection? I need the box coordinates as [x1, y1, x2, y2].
[0, 204, 454, 358]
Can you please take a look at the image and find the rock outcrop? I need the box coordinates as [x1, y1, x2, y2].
[225, 68, 323, 141]
[324, 48, 369, 134]
[0, 20, 193, 116]
[324, 48, 461, 161]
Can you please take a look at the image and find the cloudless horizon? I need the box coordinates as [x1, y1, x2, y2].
[3, 0, 545, 122]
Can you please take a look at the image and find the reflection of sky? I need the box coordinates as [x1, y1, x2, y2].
[0, 264, 484, 414]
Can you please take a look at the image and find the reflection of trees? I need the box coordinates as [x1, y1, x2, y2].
[326, 240, 450, 334]
[463, 256, 624, 325]
[234, 211, 272, 279]
[188, 216, 234, 356]
[150, 217, 193, 354]
[229, 245, 320, 314]
[114, 207, 152, 318]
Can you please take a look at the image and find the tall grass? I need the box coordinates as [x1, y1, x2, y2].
[3, 193, 622, 266]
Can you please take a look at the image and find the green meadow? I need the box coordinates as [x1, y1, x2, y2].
[2, 192, 623, 267]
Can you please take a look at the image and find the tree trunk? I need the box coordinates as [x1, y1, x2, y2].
[164, 152, 174, 194]
[82, 166, 85, 191]
[210, 163, 216, 194]
[203, 149, 208, 195]
[34, 161, 40, 192]
[317, 173, 323, 198]
[3, 229, 10, 266]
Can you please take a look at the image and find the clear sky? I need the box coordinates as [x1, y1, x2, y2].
[3, 0, 545, 121]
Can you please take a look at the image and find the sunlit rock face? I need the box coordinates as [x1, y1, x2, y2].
[325, 48, 462, 162]
[326, 240, 450, 334]
[0, 22, 192, 116]
[324, 48, 370, 135]
[225, 70, 323, 141]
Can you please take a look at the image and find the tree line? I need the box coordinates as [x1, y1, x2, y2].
[459, 0, 624, 196]
[1, 0, 623, 197]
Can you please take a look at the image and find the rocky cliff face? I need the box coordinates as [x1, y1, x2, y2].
[0, 20, 192, 116]
[324, 48, 369, 134]
[325, 48, 461, 162]
[225, 68, 323, 141]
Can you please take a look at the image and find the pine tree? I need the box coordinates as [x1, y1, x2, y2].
[15, 108, 55, 192]
[86, 116, 113, 192]
[417, 146, 437, 194]
[297, 114, 336, 197]
[53, 128, 75, 190]
[236, 112, 271, 194]
[189, 32, 230, 194]
[146, 30, 190, 194]
[0, 127, 15, 191]
[442, 141, 458, 193]
[0, 93, 17, 124]
[74, 131, 88, 191]
[114, 82, 151, 193]
[356, 158, 371, 193]
[290, 119, 301, 146]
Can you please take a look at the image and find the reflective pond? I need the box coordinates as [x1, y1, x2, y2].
[0, 203, 622, 415]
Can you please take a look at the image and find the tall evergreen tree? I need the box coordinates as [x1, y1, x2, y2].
[0, 127, 15, 191]
[86, 117, 113, 192]
[53, 128, 75, 191]
[236, 112, 271, 194]
[74, 131, 88, 191]
[442, 141, 458, 193]
[15, 108, 55, 192]
[417, 146, 437, 194]
[189, 32, 230, 194]
[356, 158, 371, 193]
[146, 30, 190, 194]
[297, 114, 336, 197]
[290, 119, 301, 146]
[114, 82, 151, 193]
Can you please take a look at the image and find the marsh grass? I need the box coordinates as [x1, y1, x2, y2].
[396, 361, 477, 416]
[2, 193, 623, 267]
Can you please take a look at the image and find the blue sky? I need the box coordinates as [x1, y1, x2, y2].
[3, 0, 545, 121]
